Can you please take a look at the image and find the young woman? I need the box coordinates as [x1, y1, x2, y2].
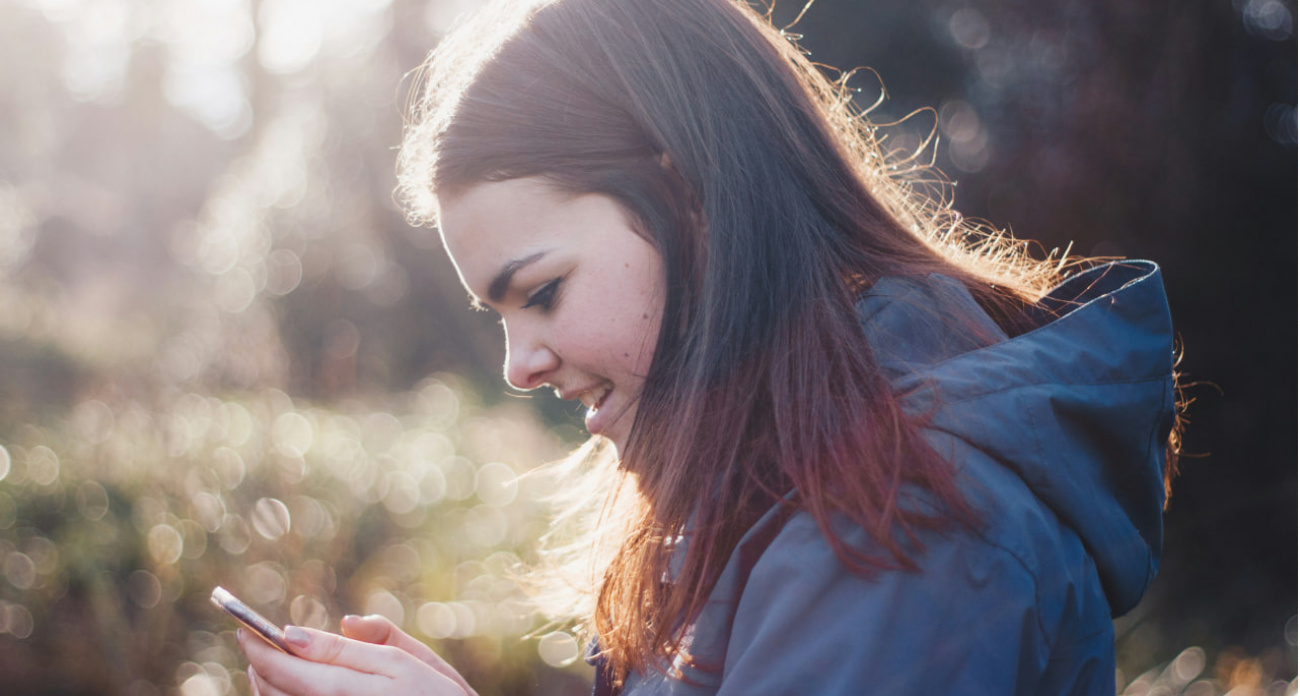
[238, 0, 1181, 694]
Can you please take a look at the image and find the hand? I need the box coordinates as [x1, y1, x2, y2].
[238, 615, 477, 696]
[339, 614, 477, 695]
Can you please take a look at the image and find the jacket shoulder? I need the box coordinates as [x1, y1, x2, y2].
[714, 441, 1114, 695]
[715, 506, 1050, 695]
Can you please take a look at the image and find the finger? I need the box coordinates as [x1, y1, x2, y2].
[249, 663, 298, 696]
[340, 615, 475, 694]
[239, 628, 397, 695]
[249, 666, 291, 696]
[249, 666, 297, 696]
[340, 614, 386, 642]
[279, 625, 410, 675]
[241, 627, 473, 696]
[341, 615, 435, 658]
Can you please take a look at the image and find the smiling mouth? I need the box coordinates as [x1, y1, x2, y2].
[579, 386, 611, 413]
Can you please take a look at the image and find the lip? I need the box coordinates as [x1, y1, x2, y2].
[558, 383, 606, 404]
[582, 387, 613, 435]
[555, 383, 614, 435]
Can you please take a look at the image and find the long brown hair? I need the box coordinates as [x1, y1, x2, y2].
[397, 0, 1175, 683]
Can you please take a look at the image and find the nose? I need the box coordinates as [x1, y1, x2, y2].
[503, 322, 559, 391]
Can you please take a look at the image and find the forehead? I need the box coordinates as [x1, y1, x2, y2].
[436, 178, 567, 291]
[437, 176, 659, 301]
[438, 178, 562, 258]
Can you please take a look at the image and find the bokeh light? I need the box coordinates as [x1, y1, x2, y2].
[4, 552, 36, 590]
[289, 594, 329, 630]
[537, 631, 580, 668]
[129, 569, 163, 609]
[1242, 0, 1294, 41]
[250, 497, 292, 540]
[148, 523, 185, 565]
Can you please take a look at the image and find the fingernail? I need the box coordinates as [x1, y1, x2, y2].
[237, 628, 245, 641]
[284, 626, 311, 648]
[343, 614, 360, 622]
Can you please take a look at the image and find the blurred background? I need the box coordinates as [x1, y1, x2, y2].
[0, 0, 1293, 694]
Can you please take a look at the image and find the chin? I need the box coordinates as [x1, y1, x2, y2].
[605, 434, 626, 459]
[594, 402, 640, 463]
[600, 429, 629, 462]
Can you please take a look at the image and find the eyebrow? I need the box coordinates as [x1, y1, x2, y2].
[487, 251, 547, 304]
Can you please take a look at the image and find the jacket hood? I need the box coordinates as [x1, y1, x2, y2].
[857, 261, 1176, 615]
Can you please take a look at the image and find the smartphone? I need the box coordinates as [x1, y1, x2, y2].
[210, 586, 293, 654]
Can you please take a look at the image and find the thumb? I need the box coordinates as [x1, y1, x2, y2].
[342, 614, 436, 661]
[340, 614, 396, 644]
[340, 615, 475, 695]
[279, 625, 404, 675]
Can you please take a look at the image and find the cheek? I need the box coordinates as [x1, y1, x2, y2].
[571, 282, 661, 378]
[578, 309, 658, 375]
[565, 237, 664, 378]
[622, 275, 664, 377]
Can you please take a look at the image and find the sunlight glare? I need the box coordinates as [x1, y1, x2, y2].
[258, 0, 324, 74]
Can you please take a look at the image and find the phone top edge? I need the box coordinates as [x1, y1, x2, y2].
[210, 585, 293, 654]
[211, 586, 234, 607]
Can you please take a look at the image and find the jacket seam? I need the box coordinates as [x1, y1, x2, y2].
[962, 525, 1054, 651]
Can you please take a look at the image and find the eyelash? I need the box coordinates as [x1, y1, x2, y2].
[522, 277, 563, 311]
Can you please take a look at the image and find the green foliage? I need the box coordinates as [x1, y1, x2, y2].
[0, 379, 591, 695]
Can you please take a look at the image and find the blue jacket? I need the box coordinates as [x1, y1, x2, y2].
[604, 261, 1176, 696]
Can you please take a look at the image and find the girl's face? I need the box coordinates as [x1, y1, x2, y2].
[437, 177, 664, 455]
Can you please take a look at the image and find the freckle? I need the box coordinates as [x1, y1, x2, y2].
[642, 313, 648, 319]
[624, 353, 629, 357]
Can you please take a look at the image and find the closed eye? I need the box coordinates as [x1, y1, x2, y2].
[522, 277, 563, 311]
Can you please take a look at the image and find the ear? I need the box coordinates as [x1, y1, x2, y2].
[657, 149, 705, 236]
